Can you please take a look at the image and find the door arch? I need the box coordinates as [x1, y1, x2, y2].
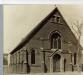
[53, 54, 61, 72]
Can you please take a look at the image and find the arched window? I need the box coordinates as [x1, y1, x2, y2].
[74, 53, 77, 65]
[51, 32, 61, 49]
[31, 49, 35, 64]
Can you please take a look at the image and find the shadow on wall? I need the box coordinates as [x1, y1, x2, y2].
[27, 63, 30, 73]
[44, 63, 47, 73]
[26, 51, 30, 73]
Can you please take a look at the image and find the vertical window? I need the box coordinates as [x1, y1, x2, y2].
[57, 17, 60, 23]
[58, 38, 61, 49]
[51, 32, 61, 49]
[31, 49, 35, 64]
[18, 52, 20, 63]
[64, 59, 66, 72]
[10, 55, 12, 65]
[74, 53, 77, 65]
[26, 51, 28, 62]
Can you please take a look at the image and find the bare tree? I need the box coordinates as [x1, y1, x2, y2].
[71, 21, 83, 71]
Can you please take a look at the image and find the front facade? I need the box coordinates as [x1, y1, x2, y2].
[9, 7, 82, 74]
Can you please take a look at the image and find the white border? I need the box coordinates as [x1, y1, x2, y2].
[3, 0, 83, 4]
[0, 5, 3, 75]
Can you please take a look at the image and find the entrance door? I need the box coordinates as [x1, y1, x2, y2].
[53, 54, 61, 72]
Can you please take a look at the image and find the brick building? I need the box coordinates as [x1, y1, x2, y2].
[9, 7, 83, 74]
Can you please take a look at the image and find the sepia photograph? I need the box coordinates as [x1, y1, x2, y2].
[3, 5, 83, 75]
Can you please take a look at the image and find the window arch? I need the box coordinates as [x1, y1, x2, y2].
[31, 49, 35, 64]
[50, 32, 61, 49]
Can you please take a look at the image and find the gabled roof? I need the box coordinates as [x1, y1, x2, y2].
[10, 7, 78, 54]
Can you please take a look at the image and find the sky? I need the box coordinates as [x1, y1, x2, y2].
[4, 5, 83, 53]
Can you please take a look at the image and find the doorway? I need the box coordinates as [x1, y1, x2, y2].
[53, 54, 61, 72]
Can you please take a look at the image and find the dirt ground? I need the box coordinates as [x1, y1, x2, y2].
[3, 66, 83, 75]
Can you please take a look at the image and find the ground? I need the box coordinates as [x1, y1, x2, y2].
[3, 65, 83, 75]
[4, 72, 83, 75]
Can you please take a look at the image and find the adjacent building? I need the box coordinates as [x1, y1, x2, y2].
[3, 54, 9, 73]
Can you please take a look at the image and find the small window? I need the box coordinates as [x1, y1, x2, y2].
[56, 16, 60, 23]
[18, 52, 20, 63]
[51, 15, 60, 23]
[74, 53, 77, 65]
[31, 49, 35, 64]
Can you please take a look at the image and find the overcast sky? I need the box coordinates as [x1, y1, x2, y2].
[4, 5, 83, 53]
